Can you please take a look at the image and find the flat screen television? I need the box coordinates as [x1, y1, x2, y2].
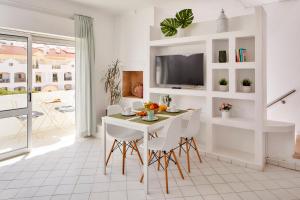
[155, 53, 204, 86]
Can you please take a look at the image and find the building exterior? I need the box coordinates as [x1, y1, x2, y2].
[0, 43, 75, 93]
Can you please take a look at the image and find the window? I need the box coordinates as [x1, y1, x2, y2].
[64, 84, 72, 90]
[52, 73, 58, 82]
[35, 73, 42, 83]
[34, 87, 41, 92]
[32, 60, 39, 69]
[64, 72, 72, 81]
[0, 73, 10, 83]
[14, 72, 26, 82]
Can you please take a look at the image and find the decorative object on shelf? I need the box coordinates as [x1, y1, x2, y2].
[236, 48, 247, 62]
[219, 78, 228, 91]
[241, 79, 252, 93]
[163, 95, 172, 107]
[160, 9, 194, 37]
[216, 9, 228, 33]
[103, 59, 121, 105]
[160, 18, 180, 37]
[219, 50, 227, 63]
[219, 102, 232, 119]
[131, 82, 143, 98]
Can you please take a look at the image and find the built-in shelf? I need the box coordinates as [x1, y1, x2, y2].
[235, 36, 255, 63]
[147, 11, 266, 169]
[212, 39, 229, 63]
[213, 69, 229, 92]
[150, 35, 207, 47]
[212, 117, 255, 130]
[211, 62, 256, 69]
[212, 146, 255, 163]
[211, 91, 255, 100]
[149, 87, 207, 97]
[150, 31, 255, 47]
[236, 69, 255, 93]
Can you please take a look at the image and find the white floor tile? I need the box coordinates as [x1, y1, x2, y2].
[238, 191, 260, 200]
[54, 184, 75, 195]
[2, 138, 300, 200]
[221, 193, 242, 200]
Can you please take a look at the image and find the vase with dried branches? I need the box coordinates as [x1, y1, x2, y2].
[104, 59, 121, 105]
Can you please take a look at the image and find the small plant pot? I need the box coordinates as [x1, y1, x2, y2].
[242, 86, 251, 93]
[221, 110, 230, 119]
[219, 85, 228, 92]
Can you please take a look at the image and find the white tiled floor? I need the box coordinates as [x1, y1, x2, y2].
[1, 138, 300, 200]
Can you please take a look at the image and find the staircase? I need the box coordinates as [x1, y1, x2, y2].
[265, 89, 298, 170]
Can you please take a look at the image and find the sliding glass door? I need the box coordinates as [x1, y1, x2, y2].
[0, 30, 32, 160]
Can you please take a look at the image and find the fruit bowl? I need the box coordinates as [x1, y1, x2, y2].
[144, 102, 159, 113]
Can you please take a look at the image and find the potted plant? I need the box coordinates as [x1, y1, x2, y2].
[218, 78, 228, 91]
[241, 79, 252, 93]
[103, 59, 121, 105]
[219, 102, 232, 119]
[160, 9, 194, 37]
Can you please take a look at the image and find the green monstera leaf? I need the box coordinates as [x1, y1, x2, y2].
[175, 9, 194, 29]
[160, 18, 180, 37]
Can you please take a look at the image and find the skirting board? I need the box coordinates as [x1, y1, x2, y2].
[204, 152, 264, 171]
[266, 157, 300, 171]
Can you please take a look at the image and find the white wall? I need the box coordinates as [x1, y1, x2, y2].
[264, 0, 300, 133]
[0, 1, 115, 121]
[115, 0, 300, 135]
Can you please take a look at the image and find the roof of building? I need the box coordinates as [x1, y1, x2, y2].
[0, 45, 75, 59]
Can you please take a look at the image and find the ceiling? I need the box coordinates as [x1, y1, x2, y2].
[64, 0, 285, 13]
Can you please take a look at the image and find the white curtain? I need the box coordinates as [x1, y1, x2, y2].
[74, 14, 97, 137]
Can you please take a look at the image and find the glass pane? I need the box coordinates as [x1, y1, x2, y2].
[0, 35, 28, 111]
[0, 116, 27, 154]
[32, 43, 75, 135]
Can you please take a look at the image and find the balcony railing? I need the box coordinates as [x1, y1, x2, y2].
[0, 79, 10, 83]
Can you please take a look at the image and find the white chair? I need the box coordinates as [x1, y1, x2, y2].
[106, 105, 144, 175]
[140, 117, 184, 194]
[178, 109, 202, 173]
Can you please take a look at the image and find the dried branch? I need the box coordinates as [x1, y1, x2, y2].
[104, 59, 121, 105]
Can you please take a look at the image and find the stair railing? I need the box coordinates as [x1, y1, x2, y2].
[267, 89, 296, 108]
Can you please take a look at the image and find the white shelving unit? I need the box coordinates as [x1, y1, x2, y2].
[146, 7, 266, 170]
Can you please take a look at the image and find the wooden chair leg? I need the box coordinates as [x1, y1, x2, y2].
[157, 150, 161, 171]
[122, 141, 126, 175]
[133, 141, 143, 165]
[171, 150, 184, 180]
[164, 152, 169, 194]
[139, 150, 153, 183]
[179, 138, 183, 157]
[186, 138, 191, 173]
[139, 174, 144, 183]
[192, 137, 202, 163]
[106, 139, 116, 166]
[130, 146, 134, 155]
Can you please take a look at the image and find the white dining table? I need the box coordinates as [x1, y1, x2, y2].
[101, 110, 192, 194]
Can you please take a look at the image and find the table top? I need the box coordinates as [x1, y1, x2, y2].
[103, 109, 192, 131]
